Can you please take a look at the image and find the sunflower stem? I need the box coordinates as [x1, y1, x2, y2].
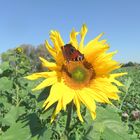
[65, 102, 73, 132]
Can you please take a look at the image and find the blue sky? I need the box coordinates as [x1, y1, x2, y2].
[0, 0, 140, 62]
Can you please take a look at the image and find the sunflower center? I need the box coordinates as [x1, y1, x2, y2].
[71, 67, 86, 82]
[62, 60, 96, 89]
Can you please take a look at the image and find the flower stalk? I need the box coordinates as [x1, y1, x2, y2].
[65, 102, 73, 132]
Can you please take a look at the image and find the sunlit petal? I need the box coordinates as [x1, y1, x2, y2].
[73, 94, 84, 122]
[50, 30, 64, 50]
[45, 40, 56, 59]
[39, 57, 60, 70]
[77, 90, 96, 119]
[32, 77, 57, 91]
[79, 24, 88, 52]
[24, 71, 57, 80]
[69, 28, 79, 49]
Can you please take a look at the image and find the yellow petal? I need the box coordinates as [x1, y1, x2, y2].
[94, 32, 104, 41]
[84, 43, 109, 64]
[84, 88, 111, 104]
[91, 51, 118, 72]
[91, 78, 120, 100]
[90, 111, 96, 120]
[94, 51, 118, 64]
[88, 49, 120, 76]
[69, 28, 79, 49]
[43, 83, 63, 109]
[43, 82, 63, 104]
[44, 80, 75, 110]
[32, 77, 57, 91]
[39, 57, 60, 70]
[99, 39, 107, 44]
[48, 31, 65, 64]
[61, 83, 75, 110]
[109, 72, 127, 86]
[79, 24, 88, 52]
[94, 78, 120, 92]
[51, 99, 62, 122]
[50, 30, 64, 51]
[94, 61, 121, 76]
[24, 71, 57, 80]
[43, 80, 75, 110]
[73, 94, 84, 122]
[112, 79, 124, 86]
[77, 90, 96, 119]
[56, 51, 65, 65]
[110, 72, 128, 78]
[94, 87, 119, 100]
[106, 92, 120, 100]
[45, 40, 56, 59]
[83, 32, 107, 54]
[84, 32, 105, 52]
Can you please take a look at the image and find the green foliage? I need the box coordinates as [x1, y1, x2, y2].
[0, 49, 139, 139]
[83, 106, 137, 140]
[115, 66, 140, 139]
[1, 44, 51, 72]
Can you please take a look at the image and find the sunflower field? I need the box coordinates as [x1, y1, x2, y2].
[0, 27, 140, 140]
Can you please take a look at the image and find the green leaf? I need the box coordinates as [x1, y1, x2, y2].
[2, 106, 25, 126]
[0, 96, 11, 114]
[60, 134, 68, 140]
[40, 108, 54, 121]
[18, 69, 26, 74]
[1, 121, 32, 140]
[2, 113, 53, 140]
[0, 77, 13, 91]
[84, 105, 133, 140]
[70, 131, 81, 140]
[38, 126, 53, 140]
[124, 77, 133, 91]
[0, 62, 10, 72]
[0, 68, 2, 74]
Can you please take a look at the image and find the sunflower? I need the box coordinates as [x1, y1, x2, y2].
[15, 47, 23, 54]
[25, 25, 127, 122]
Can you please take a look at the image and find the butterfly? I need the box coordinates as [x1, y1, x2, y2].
[61, 44, 84, 62]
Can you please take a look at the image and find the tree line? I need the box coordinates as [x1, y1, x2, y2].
[0, 44, 139, 71]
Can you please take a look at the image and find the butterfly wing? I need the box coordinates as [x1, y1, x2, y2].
[61, 44, 84, 62]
